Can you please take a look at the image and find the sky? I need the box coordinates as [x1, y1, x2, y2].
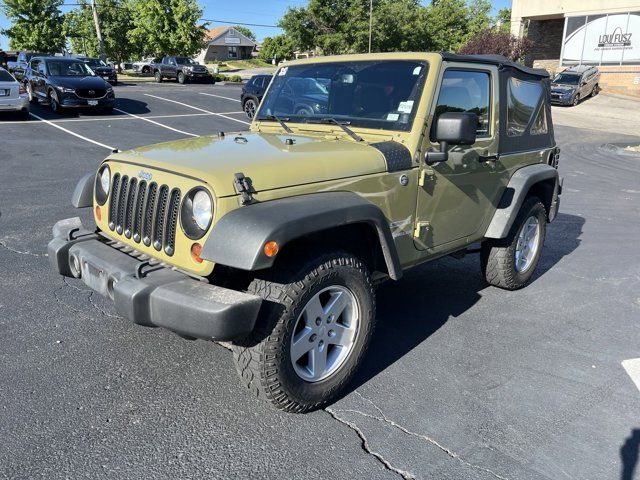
[0, 0, 511, 51]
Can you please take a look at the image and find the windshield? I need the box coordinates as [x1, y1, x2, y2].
[552, 73, 580, 85]
[257, 60, 429, 132]
[83, 58, 108, 68]
[47, 60, 94, 76]
[175, 57, 196, 65]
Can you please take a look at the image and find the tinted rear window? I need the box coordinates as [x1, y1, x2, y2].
[0, 69, 15, 81]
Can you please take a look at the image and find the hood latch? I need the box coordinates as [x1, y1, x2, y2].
[234, 172, 255, 205]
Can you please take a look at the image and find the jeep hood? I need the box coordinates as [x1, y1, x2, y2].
[109, 132, 389, 197]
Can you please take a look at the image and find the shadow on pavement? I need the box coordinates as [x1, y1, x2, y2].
[342, 212, 585, 399]
[621, 429, 640, 480]
[112, 98, 150, 115]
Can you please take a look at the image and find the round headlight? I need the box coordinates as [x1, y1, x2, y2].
[192, 190, 212, 230]
[95, 164, 110, 205]
[181, 188, 213, 239]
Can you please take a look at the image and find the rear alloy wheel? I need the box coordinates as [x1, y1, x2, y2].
[243, 98, 257, 119]
[177, 71, 186, 84]
[481, 196, 547, 290]
[232, 251, 376, 413]
[572, 93, 580, 106]
[154, 70, 162, 83]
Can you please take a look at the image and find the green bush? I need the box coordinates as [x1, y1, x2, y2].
[229, 75, 243, 83]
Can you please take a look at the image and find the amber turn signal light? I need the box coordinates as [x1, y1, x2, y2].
[95, 205, 102, 222]
[263, 241, 279, 258]
[191, 242, 203, 263]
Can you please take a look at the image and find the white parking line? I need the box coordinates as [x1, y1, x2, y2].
[144, 94, 250, 126]
[0, 111, 247, 125]
[28, 112, 116, 151]
[198, 92, 241, 103]
[114, 107, 199, 137]
[622, 359, 640, 393]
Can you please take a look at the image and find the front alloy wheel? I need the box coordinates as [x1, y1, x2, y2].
[232, 251, 376, 413]
[243, 98, 257, 119]
[154, 71, 162, 83]
[26, 83, 37, 104]
[572, 94, 580, 106]
[177, 71, 185, 84]
[49, 90, 63, 114]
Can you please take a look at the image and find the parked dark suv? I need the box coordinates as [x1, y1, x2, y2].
[24, 57, 116, 114]
[76, 56, 118, 85]
[241, 74, 272, 118]
[551, 65, 600, 106]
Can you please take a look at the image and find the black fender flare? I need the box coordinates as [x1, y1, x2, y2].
[202, 192, 402, 280]
[71, 172, 94, 208]
[485, 164, 560, 239]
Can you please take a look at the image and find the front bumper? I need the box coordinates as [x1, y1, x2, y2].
[185, 71, 212, 81]
[48, 218, 262, 341]
[550, 93, 574, 105]
[60, 95, 116, 109]
[0, 94, 29, 111]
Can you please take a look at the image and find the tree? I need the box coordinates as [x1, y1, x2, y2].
[426, 0, 472, 52]
[64, 0, 136, 69]
[233, 25, 256, 42]
[258, 35, 296, 62]
[1, 0, 65, 51]
[459, 29, 532, 63]
[495, 8, 512, 33]
[279, 0, 432, 55]
[126, 0, 207, 56]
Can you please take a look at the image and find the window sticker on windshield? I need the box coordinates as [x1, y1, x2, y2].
[398, 101, 414, 113]
[412, 66, 422, 75]
[387, 113, 400, 121]
[278, 67, 288, 76]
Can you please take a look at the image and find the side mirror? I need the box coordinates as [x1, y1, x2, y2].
[426, 112, 478, 165]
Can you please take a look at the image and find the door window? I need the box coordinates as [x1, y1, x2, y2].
[38, 63, 47, 76]
[433, 69, 491, 138]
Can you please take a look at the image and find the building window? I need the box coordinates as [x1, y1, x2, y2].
[228, 46, 238, 59]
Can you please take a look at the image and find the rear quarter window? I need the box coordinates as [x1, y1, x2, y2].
[0, 69, 15, 81]
[506, 78, 544, 137]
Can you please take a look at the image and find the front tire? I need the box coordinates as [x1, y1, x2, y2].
[26, 82, 38, 104]
[232, 251, 376, 413]
[177, 71, 186, 84]
[572, 93, 580, 106]
[154, 70, 162, 83]
[49, 90, 64, 114]
[481, 196, 547, 290]
[243, 98, 257, 119]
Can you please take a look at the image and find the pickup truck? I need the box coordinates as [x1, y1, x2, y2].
[8, 52, 49, 81]
[152, 56, 213, 84]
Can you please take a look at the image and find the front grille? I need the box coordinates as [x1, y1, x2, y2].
[76, 88, 107, 99]
[108, 174, 181, 256]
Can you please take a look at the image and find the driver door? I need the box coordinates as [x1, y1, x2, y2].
[414, 64, 501, 253]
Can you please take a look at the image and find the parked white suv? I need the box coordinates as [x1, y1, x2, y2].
[132, 57, 158, 75]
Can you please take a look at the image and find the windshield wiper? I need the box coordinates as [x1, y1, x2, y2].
[258, 114, 293, 134]
[304, 117, 363, 142]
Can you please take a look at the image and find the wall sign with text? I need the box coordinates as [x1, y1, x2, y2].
[562, 12, 640, 65]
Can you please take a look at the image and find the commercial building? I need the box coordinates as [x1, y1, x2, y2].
[511, 0, 640, 96]
[196, 27, 257, 63]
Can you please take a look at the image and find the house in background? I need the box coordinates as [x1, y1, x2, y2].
[196, 27, 257, 63]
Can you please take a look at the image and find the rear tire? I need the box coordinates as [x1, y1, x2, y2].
[232, 251, 376, 413]
[481, 196, 547, 290]
[154, 70, 162, 83]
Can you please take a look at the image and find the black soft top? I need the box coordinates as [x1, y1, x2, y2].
[440, 52, 549, 78]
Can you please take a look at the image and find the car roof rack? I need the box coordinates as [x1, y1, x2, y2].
[439, 52, 550, 78]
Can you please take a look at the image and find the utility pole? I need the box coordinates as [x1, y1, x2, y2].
[90, 0, 106, 61]
[368, 0, 373, 53]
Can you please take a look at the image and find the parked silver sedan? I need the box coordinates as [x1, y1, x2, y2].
[0, 67, 29, 119]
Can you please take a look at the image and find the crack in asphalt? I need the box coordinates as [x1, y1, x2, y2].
[328, 391, 509, 480]
[0, 240, 48, 257]
[58, 277, 122, 319]
[325, 406, 416, 480]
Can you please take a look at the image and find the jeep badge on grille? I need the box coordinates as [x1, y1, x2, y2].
[138, 171, 152, 181]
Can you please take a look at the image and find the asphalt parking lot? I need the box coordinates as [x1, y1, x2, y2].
[1, 84, 639, 480]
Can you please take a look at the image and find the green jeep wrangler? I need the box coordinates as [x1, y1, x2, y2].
[49, 52, 562, 412]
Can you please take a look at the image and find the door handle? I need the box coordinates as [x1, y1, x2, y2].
[478, 154, 499, 163]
